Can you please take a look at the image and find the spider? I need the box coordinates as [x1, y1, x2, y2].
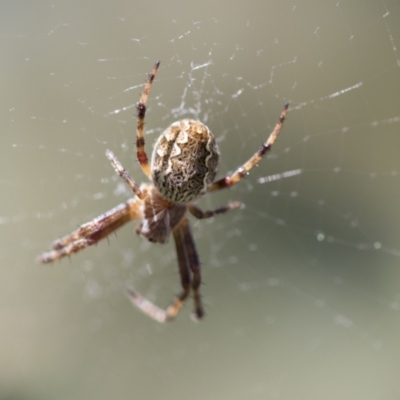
[38, 61, 289, 323]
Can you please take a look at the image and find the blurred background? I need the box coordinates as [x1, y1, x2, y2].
[1, 1, 400, 399]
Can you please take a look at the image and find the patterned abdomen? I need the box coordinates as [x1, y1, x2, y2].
[151, 119, 219, 203]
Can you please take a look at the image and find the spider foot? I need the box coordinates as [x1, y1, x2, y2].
[38, 238, 92, 263]
[190, 313, 202, 323]
[191, 308, 205, 322]
[126, 288, 167, 323]
[126, 288, 203, 322]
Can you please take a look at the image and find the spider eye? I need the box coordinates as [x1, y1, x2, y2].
[151, 119, 219, 203]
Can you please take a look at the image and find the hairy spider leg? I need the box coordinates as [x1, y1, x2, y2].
[179, 217, 204, 320]
[106, 150, 146, 199]
[187, 201, 242, 219]
[209, 102, 289, 192]
[126, 215, 193, 323]
[136, 61, 160, 178]
[38, 199, 141, 263]
[166, 217, 194, 319]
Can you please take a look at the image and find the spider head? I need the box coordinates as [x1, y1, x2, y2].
[151, 119, 219, 203]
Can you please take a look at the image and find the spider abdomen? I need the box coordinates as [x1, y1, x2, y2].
[151, 119, 219, 203]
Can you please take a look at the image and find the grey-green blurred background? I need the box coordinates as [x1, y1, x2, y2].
[1, 1, 400, 399]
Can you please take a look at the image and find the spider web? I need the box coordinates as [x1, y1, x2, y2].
[1, 1, 400, 399]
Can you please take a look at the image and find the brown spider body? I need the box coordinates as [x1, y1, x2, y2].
[151, 119, 219, 203]
[38, 61, 289, 323]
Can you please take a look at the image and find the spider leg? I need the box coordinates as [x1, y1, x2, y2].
[38, 198, 141, 263]
[126, 289, 168, 323]
[166, 217, 193, 319]
[178, 217, 204, 321]
[187, 201, 242, 220]
[127, 216, 204, 322]
[106, 150, 147, 199]
[127, 216, 193, 322]
[209, 102, 289, 192]
[136, 60, 160, 178]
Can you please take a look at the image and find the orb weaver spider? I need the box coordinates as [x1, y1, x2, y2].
[38, 61, 289, 323]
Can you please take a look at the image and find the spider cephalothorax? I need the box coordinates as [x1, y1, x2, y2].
[38, 61, 288, 322]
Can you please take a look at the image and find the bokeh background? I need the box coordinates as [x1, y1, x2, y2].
[1, 1, 400, 399]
